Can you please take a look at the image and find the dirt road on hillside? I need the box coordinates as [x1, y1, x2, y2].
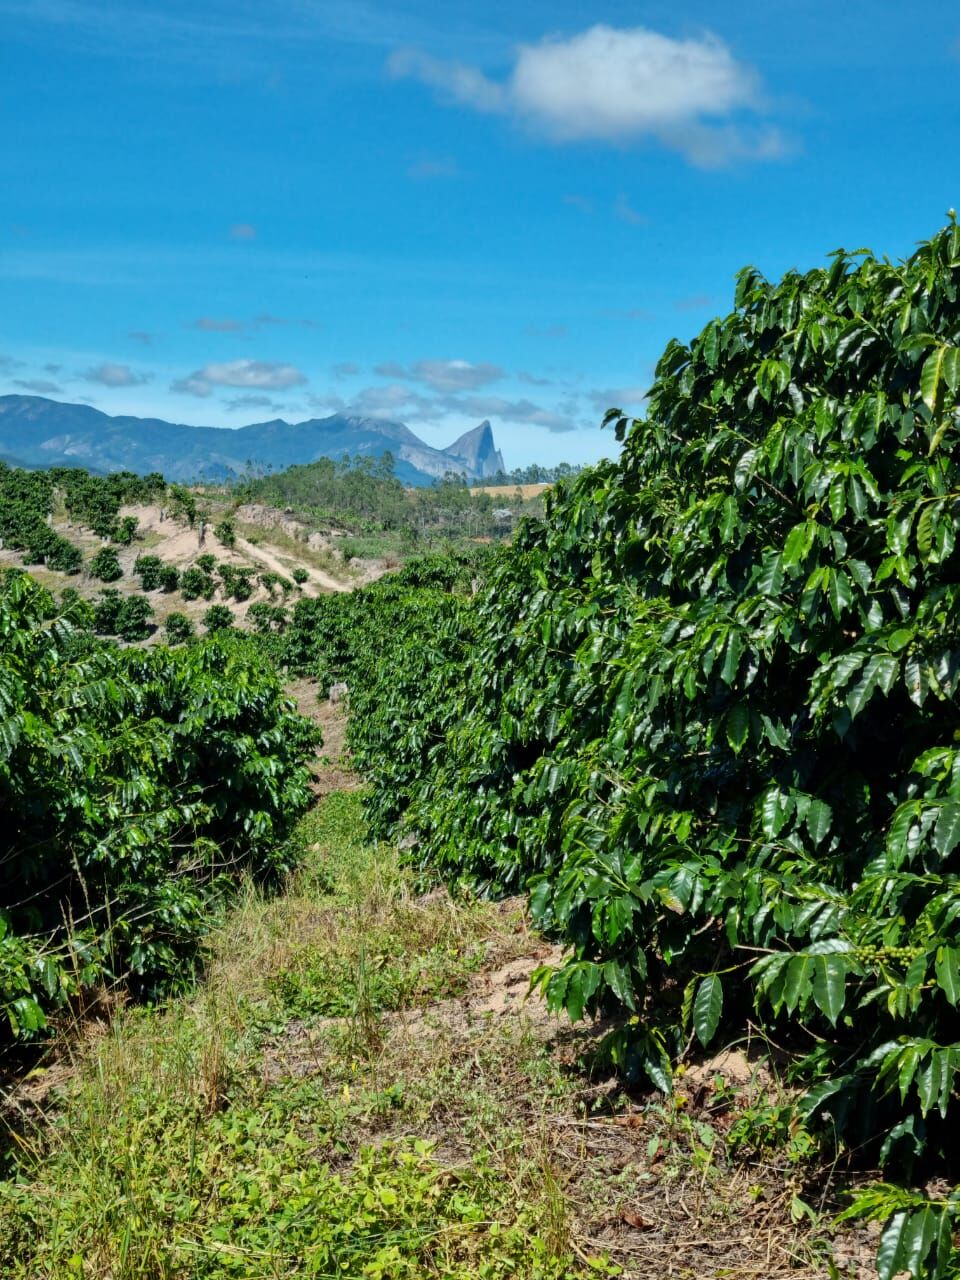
[233, 535, 348, 594]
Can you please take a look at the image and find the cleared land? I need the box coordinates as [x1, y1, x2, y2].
[0, 497, 387, 633]
[469, 482, 552, 499]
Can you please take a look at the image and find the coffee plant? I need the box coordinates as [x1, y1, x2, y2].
[333, 220, 960, 1277]
[203, 604, 234, 632]
[88, 546, 122, 582]
[179, 566, 216, 600]
[0, 572, 318, 1041]
[164, 612, 195, 644]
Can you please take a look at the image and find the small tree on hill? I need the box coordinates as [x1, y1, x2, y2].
[113, 515, 139, 545]
[180, 567, 216, 601]
[92, 588, 124, 634]
[115, 595, 153, 642]
[89, 547, 122, 583]
[202, 604, 234, 632]
[164, 612, 195, 645]
[134, 555, 165, 591]
[214, 517, 236, 549]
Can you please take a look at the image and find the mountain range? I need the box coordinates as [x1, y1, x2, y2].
[0, 395, 506, 486]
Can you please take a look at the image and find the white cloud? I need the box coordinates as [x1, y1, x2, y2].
[336, 379, 580, 433]
[390, 25, 784, 165]
[389, 48, 507, 114]
[171, 359, 307, 397]
[82, 362, 151, 387]
[229, 223, 257, 240]
[375, 358, 504, 392]
[675, 294, 715, 311]
[351, 383, 446, 420]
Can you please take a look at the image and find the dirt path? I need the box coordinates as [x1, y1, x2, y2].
[233, 535, 348, 595]
[286, 678, 360, 793]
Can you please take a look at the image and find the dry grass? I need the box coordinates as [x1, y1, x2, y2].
[469, 482, 552, 499]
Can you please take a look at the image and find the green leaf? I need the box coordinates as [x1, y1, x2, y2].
[693, 974, 723, 1046]
[761, 786, 793, 838]
[806, 798, 833, 846]
[826, 569, 853, 620]
[726, 703, 750, 753]
[757, 552, 784, 596]
[933, 802, 960, 858]
[943, 345, 960, 392]
[812, 955, 847, 1025]
[602, 959, 637, 1010]
[920, 345, 948, 414]
[935, 946, 960, 1006]
[756, 357, 790, 401]
[783, 521, 816, 570]
[876, 1209, 910, 1280]
[734, 448, 758, 491]
[720, 631, 743, 685]
[876, 1204, 943, 1280]
[701, 321, 721, 370]
[782, 955, 814, 1014]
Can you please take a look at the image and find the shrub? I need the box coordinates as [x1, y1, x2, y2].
[44, 536, 83, 574]
[291, 566, 309, 585]
[164, 612, 195, 645]
[179, 567, 216, 601]
[115, 595, 154, 642]
[248, 602, 288, 634]
[202, 604, 234, 632]
[335, 218, 960, 1271]
[214, 517, 236, 549]
[112, 515, 139, 545]
[92, 588, 124, 634]
[0, 574, 319, 1038]
[218, 563, 254, 602]
[88, 546, 122, 582]
[134, 554, 165, 591]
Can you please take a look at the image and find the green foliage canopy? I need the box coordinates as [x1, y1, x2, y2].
[0, 573, 318, 1038]
[340, 221, 960, 1223]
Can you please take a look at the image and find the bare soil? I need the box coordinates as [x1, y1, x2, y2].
[285, 678, 361, 794]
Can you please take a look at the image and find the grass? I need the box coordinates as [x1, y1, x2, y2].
[0, 795, 615, 1279]
[0, 792, 853, 1279]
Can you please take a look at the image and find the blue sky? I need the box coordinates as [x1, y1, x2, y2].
[1, 1, 958, 469]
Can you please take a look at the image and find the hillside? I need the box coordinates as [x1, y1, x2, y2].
[0, 395, 505, 485]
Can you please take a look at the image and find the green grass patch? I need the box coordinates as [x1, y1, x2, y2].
[0, 793, 611, 1280]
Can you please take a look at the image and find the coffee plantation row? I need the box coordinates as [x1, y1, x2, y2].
[0, 571, 318, 1040]
[281, 219, 960, 1279]
[3, 217, 959, 1276]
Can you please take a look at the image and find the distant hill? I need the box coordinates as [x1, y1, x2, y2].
[0, 395, 506, 486]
